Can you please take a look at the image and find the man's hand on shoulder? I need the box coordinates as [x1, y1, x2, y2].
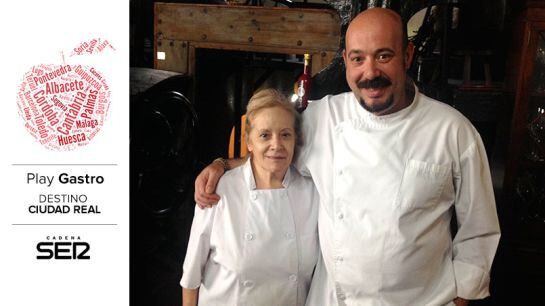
[194, 160, 224, 209]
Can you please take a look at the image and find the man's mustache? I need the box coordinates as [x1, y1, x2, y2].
[357, 77, 392, 89]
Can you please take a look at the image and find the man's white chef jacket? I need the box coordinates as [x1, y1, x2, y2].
[181, 159, 319, 306]
[297, 87, 500, 305]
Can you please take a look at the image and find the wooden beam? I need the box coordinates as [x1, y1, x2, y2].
[155, 39, 189, 74]
[191, 41, 321, 58]
[155, 3, 340, 50]
[311, 51, 337, 76]
[154, 3, 341, 75]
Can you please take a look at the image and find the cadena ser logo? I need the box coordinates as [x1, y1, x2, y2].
[36, 235, 90, 260]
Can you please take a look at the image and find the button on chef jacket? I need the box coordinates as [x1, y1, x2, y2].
[181, 159, 319, 306]
[297, 87, 500, 305]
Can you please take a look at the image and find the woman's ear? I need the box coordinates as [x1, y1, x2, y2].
[246, 135, 253, 152]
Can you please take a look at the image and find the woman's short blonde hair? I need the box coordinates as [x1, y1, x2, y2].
[245, 88, 301, 146]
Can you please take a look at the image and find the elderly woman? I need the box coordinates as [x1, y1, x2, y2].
[180, 89, 319, 305]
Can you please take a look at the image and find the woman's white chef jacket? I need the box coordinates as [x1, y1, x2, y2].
[297, 86, 501, 306]
[181, 159, 319, 306]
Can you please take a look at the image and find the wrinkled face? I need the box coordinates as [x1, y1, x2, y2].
[343, 13, 413, 115]
[247, 107, 296, 177]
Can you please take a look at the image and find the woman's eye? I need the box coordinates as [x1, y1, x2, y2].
[259, 133, 268, 139]
[281, 133, 292, 138]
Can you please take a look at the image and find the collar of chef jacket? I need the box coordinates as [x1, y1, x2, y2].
[348, 83, 420, 129]
[242, 157, 293, 190]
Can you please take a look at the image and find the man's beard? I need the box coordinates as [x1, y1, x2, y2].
[356, 76, 395, 113]
[359, 94, 395, 113]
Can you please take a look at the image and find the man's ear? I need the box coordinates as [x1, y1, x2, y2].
[342, 49, 347, 65]
[405, 42, 415, 69]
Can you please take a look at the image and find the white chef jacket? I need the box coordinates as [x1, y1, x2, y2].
[181, 159, 319, 306]
[296, 86, 500, 306]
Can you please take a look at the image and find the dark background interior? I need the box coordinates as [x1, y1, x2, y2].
[130, 0, 544, 305]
